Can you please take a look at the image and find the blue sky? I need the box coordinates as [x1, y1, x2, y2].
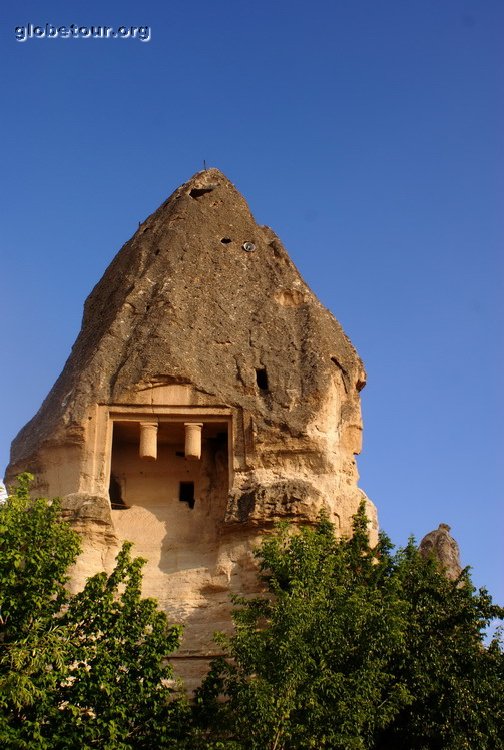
[1, 1, 502, 606]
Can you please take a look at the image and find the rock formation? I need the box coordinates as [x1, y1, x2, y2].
[419, 523, 462, 580]
[7, 168, 377, 690]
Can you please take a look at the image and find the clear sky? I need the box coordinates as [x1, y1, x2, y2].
[1, 1, 502, 607]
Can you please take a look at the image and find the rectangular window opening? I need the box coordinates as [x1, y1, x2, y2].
[256, 367, 269, 391]
[179, 481, 195, 509]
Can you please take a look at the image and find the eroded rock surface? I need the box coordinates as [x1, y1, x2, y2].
[7, 168, 377, 690]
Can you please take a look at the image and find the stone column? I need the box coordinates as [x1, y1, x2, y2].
[139, 421, 158, 460]
[184, 422, 203, 460]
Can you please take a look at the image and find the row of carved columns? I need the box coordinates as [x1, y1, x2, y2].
[139, 422, 203, 461]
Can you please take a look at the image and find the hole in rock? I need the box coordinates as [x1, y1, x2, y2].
[109, 474, 128, 510]
[256, 368, 269, 392]
[189, 187, 214, 199]
[179, 481, 195, 509]
[220, 237, 232, 244]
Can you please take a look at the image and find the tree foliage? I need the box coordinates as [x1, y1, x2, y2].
[375, 542, 504, 750]
[194, 506, 504, 750]
[0, 474, 188, 749]
[1, 475, 502, 749]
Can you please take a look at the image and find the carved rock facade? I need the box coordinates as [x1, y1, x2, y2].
[7, 169, 377, 690]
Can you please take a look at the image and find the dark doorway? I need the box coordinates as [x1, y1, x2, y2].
[179, 481, 195, 509]
[256, 367, 269, 391]
[109, 474, 128, 510]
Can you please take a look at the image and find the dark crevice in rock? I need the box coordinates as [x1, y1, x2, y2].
[189, 187, 214, 199]
[331, 356, 350, 394]
[255, 367, 269, 392]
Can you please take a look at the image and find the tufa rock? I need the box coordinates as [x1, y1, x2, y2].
[6, 168, 377, 690]
[419, 523, 462, 580]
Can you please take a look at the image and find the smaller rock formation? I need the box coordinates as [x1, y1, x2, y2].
[419, 523, 462, 580]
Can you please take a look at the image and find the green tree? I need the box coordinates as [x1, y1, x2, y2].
[0, 474, 188, 749]
[0, 473, 81, 637]
[374, 542, 504, 750]
[194, 506, 504, 750]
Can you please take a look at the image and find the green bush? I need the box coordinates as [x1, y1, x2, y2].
[0, 474, 189, 749]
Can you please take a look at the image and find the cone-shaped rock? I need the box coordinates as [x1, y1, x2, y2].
[7, 168, 377, 690]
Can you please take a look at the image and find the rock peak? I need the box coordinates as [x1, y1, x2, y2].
[171, 167, 237, 197]
[9, 169, 364, 469]
[7, 169, 376, 691]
